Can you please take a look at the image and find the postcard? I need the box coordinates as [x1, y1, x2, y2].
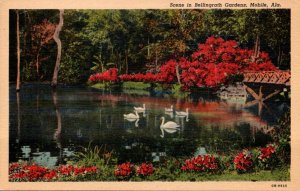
[0, 0, 299, 190]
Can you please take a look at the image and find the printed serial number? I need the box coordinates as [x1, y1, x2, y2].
[271, 184, 287, 187]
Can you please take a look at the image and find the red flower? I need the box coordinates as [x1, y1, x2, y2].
[259, 144, 276, 162]
[114, 162, 134, 177]
[181, 155, 219, 173]
[89, 68, 118, 83]
[233, 151, 253, 172]
[43, 170, 57, 180]
[136, 163, 154, 176]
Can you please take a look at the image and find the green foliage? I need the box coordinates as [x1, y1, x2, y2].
[122, 82, 151, 90]
[10, 9, 290, 84]
[171, 84, 190, 99]
[59, 54, 89, 84]
[272, 111, 291, 164]
[90, 82, 106, 89]
[73, 143, 117, 167]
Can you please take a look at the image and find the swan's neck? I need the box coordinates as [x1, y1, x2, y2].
[143, 104, 145, 109]
[135, 111, 139, 117]
[160, 117, 165, 127]
[160, 127, 164, 138]
[135, 119, 139, 127]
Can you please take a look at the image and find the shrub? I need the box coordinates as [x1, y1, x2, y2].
[88, 68, 118, 83]
[233, 150, 253, 173]
[114, 162, 134, 180]
[136, 163, 155, 177]
[258, 144, 279, 170]
[9, 163, 98, 182]
[181, 155, 219, 173]
[180, 37, 277, 89]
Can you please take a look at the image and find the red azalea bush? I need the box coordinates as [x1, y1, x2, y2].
[233, 150, 253, 173]
[181, 155, 219, 173]
[119, 73, 159, 83]
[258, 144, 278, 169]
[119, 60, 176, 84]
[136, 163, 155, 177]
[9, 163, 98, 182]
[114, 162, 134, 179]
[88, 68, 118, 83]
[180, 37, 277, 89]
[56, 164, 97, 177]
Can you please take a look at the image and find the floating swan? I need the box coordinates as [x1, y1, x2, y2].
[124, 110, 139, 119]
[165, 105, 174, 112]
[124, 117, 138, 122]
[176, 108, 189, 116]
[134, 104, 146, 112]
[160, 127, 179, 138]
[160, 116, 180, 129]
[165, 110, 174, 118]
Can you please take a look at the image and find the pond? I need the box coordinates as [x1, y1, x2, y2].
[9, 83, 289, 167]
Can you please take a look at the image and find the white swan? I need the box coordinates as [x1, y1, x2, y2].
[176, 108, 189, 116]
[134, 104, 146, 112]
[124, 110, 139, 119]
[165, 105, 174, 112]
[165, 110, 174, 119]
[160, 116, 180, 129]
[160, 127, 179, 138]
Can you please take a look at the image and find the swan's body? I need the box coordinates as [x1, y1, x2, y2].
[176, 108, 189, 116]
[165, 111, 174, 118]
[134, 104, 146, 112]
[160, 125, 179, 138]
[125, 118, 137, 122]
[124, 111, 139, 119]
[165, 105, 174, 112]
[160, 116, 180, 129]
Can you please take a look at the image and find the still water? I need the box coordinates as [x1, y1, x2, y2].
[9, 84, 289, 167]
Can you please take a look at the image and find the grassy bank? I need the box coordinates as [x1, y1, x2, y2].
[89, 82, 190, 98]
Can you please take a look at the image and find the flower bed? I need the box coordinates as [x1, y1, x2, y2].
[9, 144, 285, 181]
[9, 164, 98, 182]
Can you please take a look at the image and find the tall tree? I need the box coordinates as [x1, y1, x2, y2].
[31, 20, 55, 79]
[51, 9, 64, 88]
[16, 10, 21, 91]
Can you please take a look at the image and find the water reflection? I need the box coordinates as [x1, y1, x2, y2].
[9, 84, 288, 166]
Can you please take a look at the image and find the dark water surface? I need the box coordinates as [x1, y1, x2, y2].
[9, 83, 289, 167]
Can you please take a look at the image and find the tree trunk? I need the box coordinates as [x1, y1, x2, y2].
[175, 62, 181, 85]
[35, 46, 41, 79]
[252, 34, 260, 62]
[147, 36, 150, 59]
[52, 90, 62, 149]
[155, 48, 158, 73]
[125, 49, 129, 74]
[16, 10, 21, 91]
[51, 9, 64, 88]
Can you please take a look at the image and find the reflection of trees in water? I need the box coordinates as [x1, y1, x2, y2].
[52, 90, 63, 163]
[10, 85, 279, 164]
[196, 123, 273, 154]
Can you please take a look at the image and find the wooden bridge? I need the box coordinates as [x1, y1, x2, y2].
[243, 70, 290, 116]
